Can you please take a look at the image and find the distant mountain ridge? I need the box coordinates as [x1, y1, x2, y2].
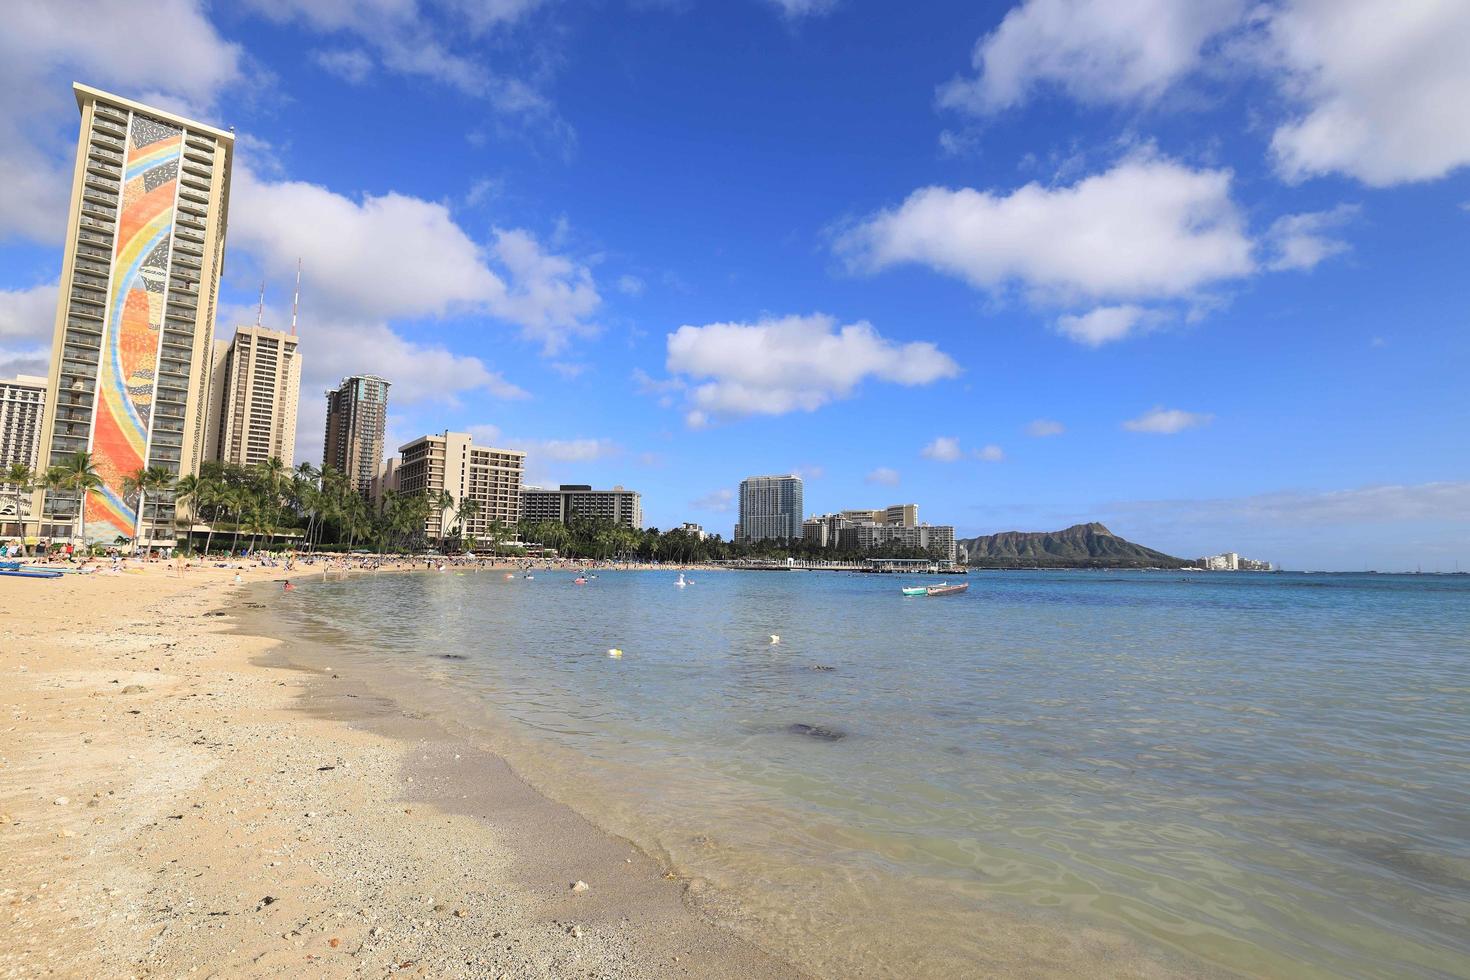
[959, 522, 1189, 569]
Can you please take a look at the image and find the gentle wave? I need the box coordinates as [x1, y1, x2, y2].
[271, 569, 1470, 978]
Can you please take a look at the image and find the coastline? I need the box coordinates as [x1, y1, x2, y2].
[0, 565, 802, 978]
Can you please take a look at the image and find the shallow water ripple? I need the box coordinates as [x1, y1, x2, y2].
[276, 569, 1470, 979]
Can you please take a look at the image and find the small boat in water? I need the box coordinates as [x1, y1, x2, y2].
[901, 586, 928, 596]
[925, 582, 969, 597]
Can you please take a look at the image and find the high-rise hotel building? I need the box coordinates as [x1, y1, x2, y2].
[323, 375, 390, 495]
[0, 375, 48, 472]
[1, 375, 48, 536]
[736, 474, 803, 543]
[34, 84, 233, 543]
[207, 326, 301, 468]
[396, 431, 525, 546]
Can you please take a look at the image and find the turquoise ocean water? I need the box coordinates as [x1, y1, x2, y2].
[270, 569, 1470, 978]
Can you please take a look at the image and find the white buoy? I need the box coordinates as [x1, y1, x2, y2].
[769, 635, 780, 645]
[607, 648, 623, 659]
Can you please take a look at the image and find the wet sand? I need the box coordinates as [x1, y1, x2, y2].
[0, 565, 802, 978]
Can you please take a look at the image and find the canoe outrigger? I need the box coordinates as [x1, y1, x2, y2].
[925, 582, 968, 597]
[903, 581, 969, 597]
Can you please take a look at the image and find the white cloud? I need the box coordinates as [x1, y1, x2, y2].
[865, 467, 901, 487]
[226, 301, 529, 409]
[974, 444, 1005, 462]
[512, 438, 620, 462]
[1264, 205, 1358, 271]
[0, 0, 245, 243]
[921, 436, 963, 462]
[1122, 406, 1214, 434]
[1268, 0, 1470, 186]
[244, 0, 573, 152]
[466, 423, 503, 444]
[665, 313, 958, 424]
[1115, 481, 1470, 526]
[691, 488, 734, 512]
[936, 0, 1470, 188]
[838, 155, 1254, 309]
[548, 361, 588, 379]
[631, 368, 685, 409]
[314, 48, 375, 84]
[1054, 304, 1164, 346]
[939, 0, 1246, 113]
[1026, 418, 1066, 437]
[0, 345, 50, 379]
[616, 275, 646, 297]
[233, 164, 501, 321]
[0, 282, 60, 378]
[0, 282, 59, 343]
[231, 160, 601, 354]
[487, 228, 601, 354]
[766, 0, 839, 17]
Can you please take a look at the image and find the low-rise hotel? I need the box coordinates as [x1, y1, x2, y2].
[804, 502, 956, 561]
[521, 484, 642, 529]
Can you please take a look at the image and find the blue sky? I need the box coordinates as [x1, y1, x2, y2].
[2, 0, 1467, 570]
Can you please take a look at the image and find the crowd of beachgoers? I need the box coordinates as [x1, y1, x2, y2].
[2, 540, 722, 580]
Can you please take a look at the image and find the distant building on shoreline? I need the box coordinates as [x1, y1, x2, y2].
[840, 504, 918, 528]
[804, 503, 956, 562]
[0, 375, 47, 473]
[1198, 552, 1272, 571]
[678, 522, 706, 540]
[32, 83, 234, 545]
[522, 484, 642, 529]
[0, 375, 47, 537]
[737, 474, 803, 542]
[396, 431, 524, 546]
[369, 456, 398, 510]
[207, 326, 301, 469]
[323, 375, 389, 495]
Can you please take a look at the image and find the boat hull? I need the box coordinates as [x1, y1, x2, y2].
[926, 583, 969, 596]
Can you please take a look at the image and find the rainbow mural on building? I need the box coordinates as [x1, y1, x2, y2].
[87, 115, 182, 541]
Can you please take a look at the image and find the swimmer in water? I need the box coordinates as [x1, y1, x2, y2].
[283, 579, 296, 592]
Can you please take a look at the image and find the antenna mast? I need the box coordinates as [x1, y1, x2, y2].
[290, 258, 301, 336]
[255, 280, 265, 327]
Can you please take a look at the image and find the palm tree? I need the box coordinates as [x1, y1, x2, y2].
[434, 489, 455, 551]
[293, 462, 321, 552]
[174, 472, 219, 556]
[42, 466, 68, 549]
[58, 452, 101, 548]
[123, 465, 176, 554]
[3, 463, 34, 552]
[456, 498, 481, 550]
[122, 467, 150, 554]
[224, 484, 249, 554]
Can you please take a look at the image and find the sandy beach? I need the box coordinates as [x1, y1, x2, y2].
[0, 565, 801, 979]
